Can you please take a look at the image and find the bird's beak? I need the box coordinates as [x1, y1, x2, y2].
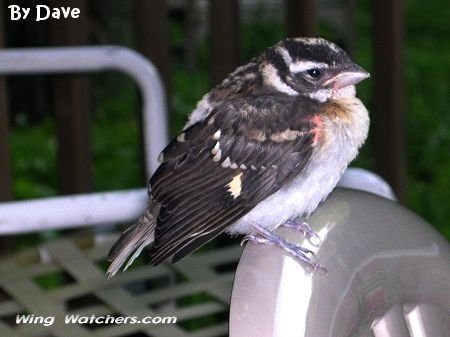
[324, 64, 370, 89]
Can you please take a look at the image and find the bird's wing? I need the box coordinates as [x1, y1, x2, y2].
[148, 96, 319, 265]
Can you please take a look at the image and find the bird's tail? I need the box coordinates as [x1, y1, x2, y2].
[106, 204, 158, 278]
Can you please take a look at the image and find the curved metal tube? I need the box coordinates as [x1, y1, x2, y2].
[0, 46, 168, 175]
[0, 189, 148, 234]
[230, 188, 450, 337]
[0, 46, 167, 234]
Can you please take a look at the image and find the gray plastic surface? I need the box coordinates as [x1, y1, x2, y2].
[230, 188, 450, 337]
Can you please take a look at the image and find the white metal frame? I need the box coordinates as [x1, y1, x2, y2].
[0, 46, 168, 234]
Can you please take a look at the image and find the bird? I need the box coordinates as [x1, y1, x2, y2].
[107, 37, 370, 278]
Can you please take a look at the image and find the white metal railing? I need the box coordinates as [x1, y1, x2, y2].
[0, 46, 168, 234]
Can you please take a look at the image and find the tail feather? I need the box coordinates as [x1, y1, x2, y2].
[107, 205, 158, 278]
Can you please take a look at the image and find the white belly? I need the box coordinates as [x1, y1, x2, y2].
[227, 147, 349, 235]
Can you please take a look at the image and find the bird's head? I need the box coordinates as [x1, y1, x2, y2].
[260, 37, 369, 102]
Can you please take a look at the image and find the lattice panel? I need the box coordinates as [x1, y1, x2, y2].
[0, 233, 242, 337]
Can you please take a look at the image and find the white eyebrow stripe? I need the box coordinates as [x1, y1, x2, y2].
[276, 46, 292, 65]
[289, 60, 328, 73]
[262, 63, 298, 96]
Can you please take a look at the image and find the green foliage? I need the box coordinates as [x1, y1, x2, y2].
[403, 0, 450, 236]
[10, 118, 57, 199]
[91, 73, 143, 190]
[171, 65, 209, 133]
[240, 10, 285, 62]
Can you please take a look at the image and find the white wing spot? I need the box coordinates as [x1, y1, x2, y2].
[227, 173, 243, 199]
[212, 149, 222, 162]
[211, 141, 220, 155]
[221, 157, 232, 168]
[213, 130, 221, 140]
[177, 132, 186, 142]
[213, 150, 222, 162]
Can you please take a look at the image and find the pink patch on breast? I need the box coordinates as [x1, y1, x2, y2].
[311, 115, 322, 126]
[310, 115, 323, 144]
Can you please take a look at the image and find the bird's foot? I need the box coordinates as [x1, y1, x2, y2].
[282, 219, 321, 247]
[241, 224, 326, 275]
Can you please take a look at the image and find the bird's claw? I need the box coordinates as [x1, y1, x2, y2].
[241, 231, 326, 274]
[283, 220, 322, 247]
[241, 234, 276, 247]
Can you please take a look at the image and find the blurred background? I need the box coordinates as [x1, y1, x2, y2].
[0, 0, 448, 253]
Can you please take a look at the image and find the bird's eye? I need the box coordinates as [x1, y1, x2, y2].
[306, 68, 322, 78]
